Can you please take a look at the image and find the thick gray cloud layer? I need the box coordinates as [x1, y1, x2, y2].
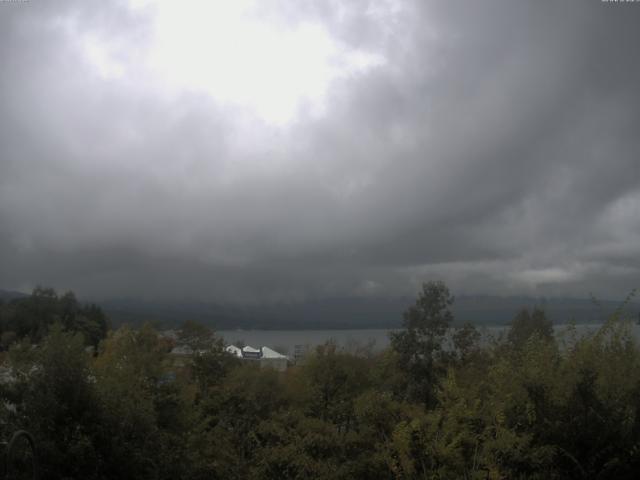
[1, 0, 639, 301]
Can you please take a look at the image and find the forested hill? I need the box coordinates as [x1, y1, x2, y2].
[97, 294, 640, 330]
[3, 288, 637, 330]
[0, 287, 109, 348]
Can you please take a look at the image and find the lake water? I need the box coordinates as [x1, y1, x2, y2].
[218, 329, 394, 355]
[218, 323, 640, 356]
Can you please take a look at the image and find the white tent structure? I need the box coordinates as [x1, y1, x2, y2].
[225, 344, 289, 371]
[225, 345, 243, 358]
[260, 346, 289, 371]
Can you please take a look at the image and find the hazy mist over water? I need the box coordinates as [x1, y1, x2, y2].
[218, 323, 640, 354]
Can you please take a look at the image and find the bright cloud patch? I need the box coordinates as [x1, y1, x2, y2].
[95, 0, 385, 125]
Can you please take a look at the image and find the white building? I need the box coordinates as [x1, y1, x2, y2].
[225, 344, 289, 371]
[260, 346, 290, 371]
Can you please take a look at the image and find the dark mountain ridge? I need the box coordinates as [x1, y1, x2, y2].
[0, 289, 29, 301]
[97, 294, 640, 330]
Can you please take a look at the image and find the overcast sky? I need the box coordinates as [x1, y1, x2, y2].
[1, 0, 639, 302]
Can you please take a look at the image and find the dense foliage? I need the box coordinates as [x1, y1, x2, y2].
[0, 287, 108, 348]
[1, 284, 639, 479]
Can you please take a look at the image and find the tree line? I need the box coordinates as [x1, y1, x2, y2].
[0, 282, 639, 479]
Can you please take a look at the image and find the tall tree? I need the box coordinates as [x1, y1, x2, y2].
[390, 280, 454, 408]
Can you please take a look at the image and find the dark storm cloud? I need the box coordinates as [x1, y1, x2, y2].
[1, 0, 639, 301]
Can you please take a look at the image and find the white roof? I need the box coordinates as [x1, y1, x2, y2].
[261, 346, 287, 359]
[225, 345, 288, 360]
[225, 345, 243, 358]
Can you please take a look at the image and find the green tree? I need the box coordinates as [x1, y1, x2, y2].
[193, 364, 289, 479]
[93, 324, 185, 479]
[452, 322, 481, 363]
[5, 324, 101, 479]
[390, 281, 454, 408]
[0, 287, 108, 346]
[303, 342, 371, 427]
[508, 307, 553, 348]
[191, 337, 240, 399]
[179, 320, 216, 351]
